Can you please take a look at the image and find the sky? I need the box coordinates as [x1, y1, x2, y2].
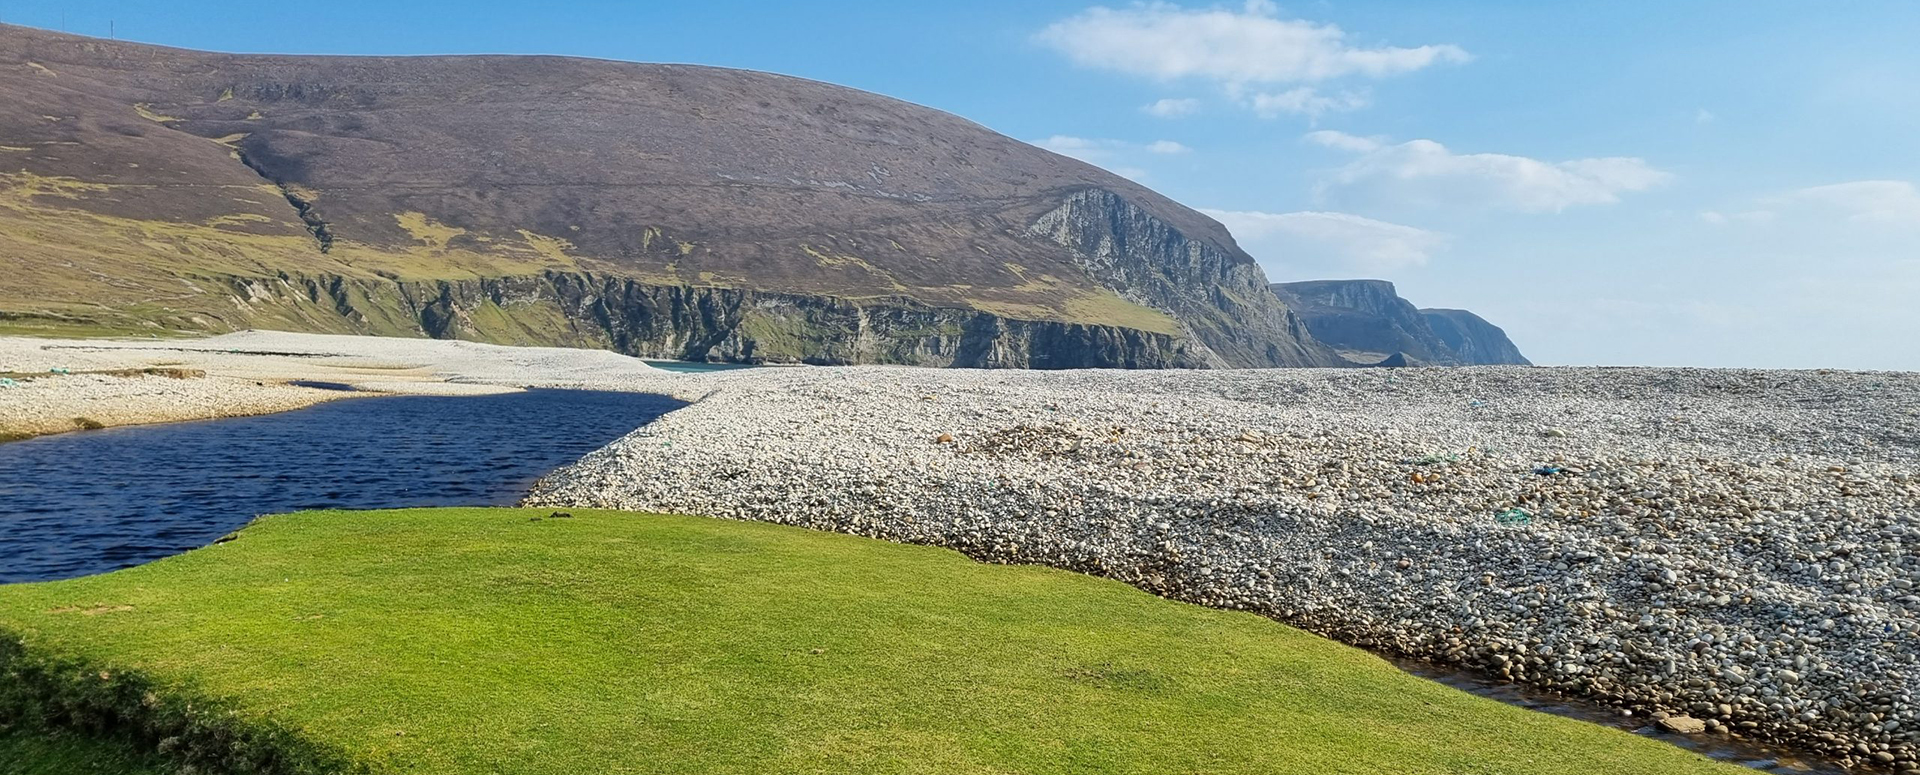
[5, 1, 1917, 369]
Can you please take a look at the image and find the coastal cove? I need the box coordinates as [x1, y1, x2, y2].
[0, 389, 683, 582]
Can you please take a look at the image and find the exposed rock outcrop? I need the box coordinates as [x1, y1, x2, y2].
[1421, 308, 1532, 366]
[215, 272, 1207, 368]
[1270, 280, 1530, 366]
[1270, 280, 1460, 365]
[1037, 189, 1336, 368]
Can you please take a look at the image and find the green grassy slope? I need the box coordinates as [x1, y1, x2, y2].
[0, 508, 1745, 774]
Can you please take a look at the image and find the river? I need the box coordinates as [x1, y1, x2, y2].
[0, 389, 682, 583]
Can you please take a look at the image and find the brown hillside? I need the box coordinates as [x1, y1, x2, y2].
[0, 25, 1336, 367]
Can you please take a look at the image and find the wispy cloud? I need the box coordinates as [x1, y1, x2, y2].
[1704, 180, 1920, 229]
[1038, 2, 1469, 84]
[1033, 135, 1193, 181]
[1035, 135, 1191, 157]
[1309, 133, 1672, 212]
[1142, 97, 1202, 118]
[1778, 180, 1920, 226]
[1304, 129, 1385, 153]
[1032, 135, 1108, 157]
[1202, 209, 1448, 273]
[1248, 87, 1369, 119]
[1038, 1, 1466, 120]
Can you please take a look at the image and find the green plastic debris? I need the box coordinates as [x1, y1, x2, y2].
[1494, 507, 1533, 525]
[49, 367, 72, 375]
[0, 377, 16, 388]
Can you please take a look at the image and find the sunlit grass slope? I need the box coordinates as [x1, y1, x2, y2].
[0, 508, 1744, 774]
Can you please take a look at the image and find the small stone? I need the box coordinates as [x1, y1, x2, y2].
[1657, 715, 1708, 735]
[935, 433, 954, 444]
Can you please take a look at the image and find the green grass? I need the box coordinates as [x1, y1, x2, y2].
[0, 508, 1747, 775]
[0, 727, 171, 775]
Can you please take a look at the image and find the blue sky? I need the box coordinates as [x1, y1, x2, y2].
[7, 1, 1917, 369]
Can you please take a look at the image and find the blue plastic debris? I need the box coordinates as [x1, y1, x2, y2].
[1534, 466, 1565, 476]
[1494, 507, 1534, 525]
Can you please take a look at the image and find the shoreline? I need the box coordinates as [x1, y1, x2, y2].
[0, 372, 361, 442]
[1386, 654, 1851, 773]
[0, 331, 687, 442]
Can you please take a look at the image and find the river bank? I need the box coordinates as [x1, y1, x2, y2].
[0, 331, 673, 441]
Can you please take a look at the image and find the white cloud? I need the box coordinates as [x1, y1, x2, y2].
[1033, 135, 1191, 159]
[1202, 209, 1447, 272]
[1247, 87, 1369, 119]
[1705, 181, 1920, 230]
[1032, 135, 1186, 181]
[1779, 180, 1920, 226]
[1033, 135, 1107, 157]
[1312, 135, 1673, 212]
[1142, 97, 1201, 118]
[1037, 2, 1470, 86]
[1304, 129, 1385, 153]
[1699, 209, 1775, 225]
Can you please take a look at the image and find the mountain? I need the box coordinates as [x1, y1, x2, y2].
[1269, 280, 1530, 366]
[0, 25, 1339, 368]
[1269, 280, 1460, 365]
[1420, 308, 1532, 366]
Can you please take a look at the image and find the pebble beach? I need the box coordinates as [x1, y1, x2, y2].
[527, 364, 1920, 771]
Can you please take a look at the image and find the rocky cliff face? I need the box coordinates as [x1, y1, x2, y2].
[1269, 280, 1530, 366]
[1420, 308, 1532, 366]
[0, 24, 1333, 369]
[215, 272, 1207, 369]
[1037, 189, 1335, 368]
[1270, 280, 1459, 365]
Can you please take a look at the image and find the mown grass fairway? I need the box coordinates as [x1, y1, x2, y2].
[0, 508, 1744, 774]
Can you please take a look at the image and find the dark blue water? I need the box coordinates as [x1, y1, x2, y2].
[0, 390, 683, 583]
[643, 360, 762, 374]
[1388, 658, 1851, 775]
